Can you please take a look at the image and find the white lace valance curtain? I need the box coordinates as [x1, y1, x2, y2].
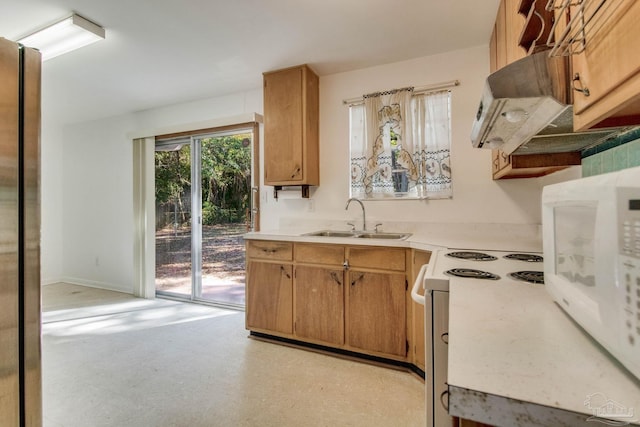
[350, 88, 452, 199]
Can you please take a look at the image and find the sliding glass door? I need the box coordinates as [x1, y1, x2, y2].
[155, 142, 193, 298]
[154, 125, 258, 308]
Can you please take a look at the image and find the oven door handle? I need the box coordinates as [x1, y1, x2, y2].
[411, 264, 429, 305]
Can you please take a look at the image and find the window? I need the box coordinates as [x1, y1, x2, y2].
[349, 88, 452, 199]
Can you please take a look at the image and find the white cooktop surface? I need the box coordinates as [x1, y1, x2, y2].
[424, 249, 544, 291]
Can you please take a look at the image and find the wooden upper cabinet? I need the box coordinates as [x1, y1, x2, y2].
[567, 0, 640, 130]
[263, 64, 319, 186]
[491, 149, 581, 180]
[490, 0, 527, 72]
[504, 0, 526, 65]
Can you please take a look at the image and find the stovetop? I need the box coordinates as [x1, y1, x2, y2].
[424, 249, 544, 291]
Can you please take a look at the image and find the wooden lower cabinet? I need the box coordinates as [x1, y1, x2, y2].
[246, 261, 293, 334]
[348, 270, 407, 357]
[246, 240, 429, 365]
[294, 265, 344, 345]
[411, 250, 431, 371]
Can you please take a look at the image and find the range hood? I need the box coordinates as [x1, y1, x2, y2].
[470, 51, 622, 155]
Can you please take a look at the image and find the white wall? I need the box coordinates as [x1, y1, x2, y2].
[41, 44, 580, 293]
[260, 45, 561, 230]
[40, 117, 64, 284]
[43, 89, 262, 292]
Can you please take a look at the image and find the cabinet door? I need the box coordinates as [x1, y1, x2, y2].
[504, 0, 526, 64]
[264, 67, 304, 184]
[294, 265, 345, 345]
[571, 0, 640, 130]
[411, 250, 431, 371]
[348, 271, 407, 357]
[246, 261, 293, 334]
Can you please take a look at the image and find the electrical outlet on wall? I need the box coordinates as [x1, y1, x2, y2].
[308, 199, 315, 212]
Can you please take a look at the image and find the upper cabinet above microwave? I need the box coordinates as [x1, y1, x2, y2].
[480, 0, 640, 179]
[556, 0, 640, 131]
[489, 0, 555, 73]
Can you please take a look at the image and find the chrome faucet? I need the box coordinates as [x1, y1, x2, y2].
[345, 197, 366, 231]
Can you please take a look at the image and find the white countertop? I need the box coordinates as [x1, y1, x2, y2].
[447, 278, 640, 426]
[243, 222, 543, 253]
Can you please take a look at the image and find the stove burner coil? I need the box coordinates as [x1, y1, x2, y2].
[509, 271, 545, 284]
[445, 268, 500, 280]
[445, 251, 498, 261]
[504, 253, 543, 263]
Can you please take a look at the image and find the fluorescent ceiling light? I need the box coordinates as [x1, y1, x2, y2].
[18, 14, 105, 61]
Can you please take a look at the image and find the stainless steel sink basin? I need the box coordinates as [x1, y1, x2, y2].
[304, 230, 357, 238]
[304, 230, 411, 240]
[356, 232, 411, 240]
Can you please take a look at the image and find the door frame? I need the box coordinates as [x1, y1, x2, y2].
[132, 115, 262, 299]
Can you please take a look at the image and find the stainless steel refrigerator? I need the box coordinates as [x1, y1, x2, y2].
[0, 37, 42, 427]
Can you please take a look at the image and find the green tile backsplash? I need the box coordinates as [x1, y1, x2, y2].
[581, 128, 640, 177]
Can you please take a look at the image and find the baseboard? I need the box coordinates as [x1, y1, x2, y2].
[249, 331, 426, 380]
[56, 277, 133, 295]
[41, 277, 66, 286]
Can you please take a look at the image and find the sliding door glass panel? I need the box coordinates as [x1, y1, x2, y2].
[155, 142, 192, 297]
[196, 133, 251, 306]
[154, 129, 253, 308]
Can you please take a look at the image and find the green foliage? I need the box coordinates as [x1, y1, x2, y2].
[155, 134, 251, 229]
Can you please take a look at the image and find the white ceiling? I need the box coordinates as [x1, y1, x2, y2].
[1, 0, 500, 126]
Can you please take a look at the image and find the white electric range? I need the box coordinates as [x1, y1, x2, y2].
[411, 248, 544, 427]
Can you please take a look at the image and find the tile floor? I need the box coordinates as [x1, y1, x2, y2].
[42, 283, 426, 427]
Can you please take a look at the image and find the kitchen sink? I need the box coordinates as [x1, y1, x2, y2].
[304, 230, 411, 240]
[304, 230, 357, 238]
[356, 232, 411, 240]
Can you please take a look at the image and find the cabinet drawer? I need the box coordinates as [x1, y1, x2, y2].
[348, 247, 406, 271]
[295, 243, 344, 265]
[246, 240, 293, 261]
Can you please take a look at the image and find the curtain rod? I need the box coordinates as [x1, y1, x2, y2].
[342, 79, 460, 106]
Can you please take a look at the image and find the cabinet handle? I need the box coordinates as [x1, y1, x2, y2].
[440, 390, 449, 411]
[440, 332, 449, 344]
[351, 273, 365, 286]
[280, 265, 291, 279]
[290, 166, 301, 179]
[250, 187, 259, 231]
[572, 73, 590, 97]
[330, 271, 342, 286]
[342, 260, 350, 270]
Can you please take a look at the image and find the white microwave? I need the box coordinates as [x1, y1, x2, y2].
[542, 165, 640, 380]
